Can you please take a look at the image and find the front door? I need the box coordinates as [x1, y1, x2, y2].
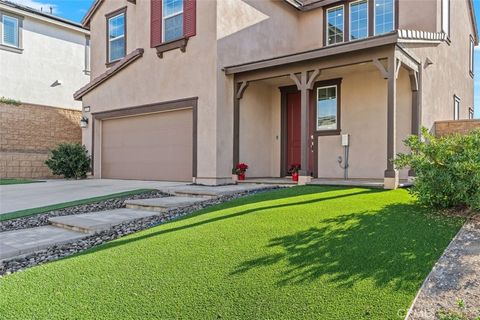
[286, 92, 301, 174]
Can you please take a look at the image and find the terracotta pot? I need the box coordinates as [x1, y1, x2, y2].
[292, 172, 299, 182]
[238, 173, 245, 181]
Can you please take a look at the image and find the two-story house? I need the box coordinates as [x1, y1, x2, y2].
[0, 0, 90, 179]
[74, 0, 477, 189]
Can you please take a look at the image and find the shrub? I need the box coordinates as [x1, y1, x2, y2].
[0, 96, 21, 105]
[395, 128, 480, 211]
[45, 143, 91, 179]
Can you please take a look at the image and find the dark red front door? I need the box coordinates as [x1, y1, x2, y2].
[286, 92, 301, 173]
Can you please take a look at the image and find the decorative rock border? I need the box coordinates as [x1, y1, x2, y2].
[0, 187, 280, 275]
[0, 190, 167, 232]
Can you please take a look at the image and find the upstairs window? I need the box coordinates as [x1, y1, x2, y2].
[374, 0, 394, 35]
[350, 0, 368, 40]
[454, 95, 460, 120]
[441, 0, 450, 36]
[107, 10, 126, 63]
[469, 36, 474, 76]
[326, 5, 344, 45]
[2, 14, 19, 47]
[163, 0, 183, 42]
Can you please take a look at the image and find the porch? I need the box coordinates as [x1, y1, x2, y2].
[227, 35, 421, 189]
[238, 177, 413, 188]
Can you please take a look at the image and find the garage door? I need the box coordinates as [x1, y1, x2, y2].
[101, 109, 193, 182]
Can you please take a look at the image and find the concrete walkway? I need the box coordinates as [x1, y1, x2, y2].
[407, 218, 480, 319]
[0, 179, 187, 214]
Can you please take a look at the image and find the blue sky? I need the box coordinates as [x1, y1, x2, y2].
[10, 0, 480, 117]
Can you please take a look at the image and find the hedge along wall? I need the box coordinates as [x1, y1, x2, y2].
[0, 103, 82, 179]
[435, 119, 480, 137]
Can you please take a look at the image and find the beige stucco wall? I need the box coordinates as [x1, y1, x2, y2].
[82, 0, 220, 183]
[398, 0, 438, 33]
[406, 0, 475, 130]
[0, 7, 89, 109]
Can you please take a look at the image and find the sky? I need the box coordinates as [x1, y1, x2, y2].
[7, 0, 480, 118]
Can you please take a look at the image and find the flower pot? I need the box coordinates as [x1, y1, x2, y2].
[237, 173, 245, 181]
[292, 172, 299, 182]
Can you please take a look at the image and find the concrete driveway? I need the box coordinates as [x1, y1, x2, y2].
[0, 179, 187, 215]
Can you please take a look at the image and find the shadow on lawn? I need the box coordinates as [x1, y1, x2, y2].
[70, 187, 384, 259]
[231, 202, 456, 291]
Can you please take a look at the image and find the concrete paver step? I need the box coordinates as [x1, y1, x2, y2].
[125, 196, 209, 212]
[49, 208, 158, 233]
[0, 226, 85, 261]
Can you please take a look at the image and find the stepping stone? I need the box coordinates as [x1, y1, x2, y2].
[165, 184, 273, 197]
[125, 196, 209, 212]
[49, 208, 158, 234]
[0, 226, 85, 261]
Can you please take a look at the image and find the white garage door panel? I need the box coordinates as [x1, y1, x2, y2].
[101, 109, 193, 182]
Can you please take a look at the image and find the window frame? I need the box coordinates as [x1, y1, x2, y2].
[162, 0, 184, 43]
[325, 5, 345, 46]
[469, 35, 474, 77]
[441, 0, 450, 37]
[349, 0, 369, 41]
[453, 95, 460, 120]
[468, 107, 474, 120]
[105, 7, 127, 65]
[313, 79, 342, 135]
[0, 11, 23, 53]
[373, 0, 395, 36]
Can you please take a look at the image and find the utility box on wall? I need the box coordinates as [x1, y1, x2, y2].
[341, 134, 350, 146]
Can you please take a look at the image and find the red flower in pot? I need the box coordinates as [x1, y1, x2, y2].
[288, 163, 301, 182]
[234, 163, 249, 180]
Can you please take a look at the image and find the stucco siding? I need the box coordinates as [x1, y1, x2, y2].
[0, 14, 88, 109]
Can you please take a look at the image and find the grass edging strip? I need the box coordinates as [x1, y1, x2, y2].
[0, 189, 155, 222]
[0, 179, 45, 186]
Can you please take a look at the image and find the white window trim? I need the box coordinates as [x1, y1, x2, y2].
[469, 36, 474, 76]
[326, 5, 345, 46]
[107, 13, 125, 63]
[162, 1, 184, 42]
[316, 85, 338, 131]
[2, 14, 19, 48]
[441, 0, 450, 36]
[373, 0, 395, 36]
[453, 95, 460, 120]
[349, 0, 369, 41]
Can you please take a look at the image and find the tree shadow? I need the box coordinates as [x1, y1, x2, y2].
[231, 202, 460, 291]
[65, 187, 384, 260]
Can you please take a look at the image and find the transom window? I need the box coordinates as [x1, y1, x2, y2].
[350, 0, 368, 40]
[326, 6, 344, 45]
[317, 85, 338, 131]
[107, 12, 126, 63]
[2, 14, 19, 47]
[163, 0, 183, 42]
[374, 0, 394, 35]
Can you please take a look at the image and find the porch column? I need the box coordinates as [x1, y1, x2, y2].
[233, 80, 248, 169]
[408, 69, 420, 177]
[384, 53, 399, 189]
[290, 70, 320, 185]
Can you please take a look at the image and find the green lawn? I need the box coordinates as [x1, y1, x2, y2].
[0, 189, 155, 221]
[0, 178, 43, 185]
[0, 186, 463, 319]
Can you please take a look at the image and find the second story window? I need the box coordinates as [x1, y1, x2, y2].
[107, 9, 126, 63]
[163, 0, 183, 42]
[454, 95, 460, 120]
[326, 5, 344, 45]
[350, 0, 368, 40]
[2, 14, 19, 47]
[374, 0, 394, 35]
[469, 36, 474, 76]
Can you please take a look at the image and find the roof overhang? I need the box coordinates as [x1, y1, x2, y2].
[81, 0, 102, 29]
[0, 0, 89, 34]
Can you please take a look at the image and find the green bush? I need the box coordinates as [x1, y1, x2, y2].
[45, 143, 91, 179]
[395, 128, 480, 211]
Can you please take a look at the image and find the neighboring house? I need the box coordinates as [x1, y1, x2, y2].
[0, 0, 90, 179]
[74, 0, 477, 189]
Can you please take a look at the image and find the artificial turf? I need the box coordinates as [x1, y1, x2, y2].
[0, 178, 43, 185]
[0, 189, 155, 221]
[0, 186, 463, 319]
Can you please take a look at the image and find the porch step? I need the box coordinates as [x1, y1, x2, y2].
[48, 208, 158, 234]
[164, 184, 276, 197]
[124, 196, 209, 212]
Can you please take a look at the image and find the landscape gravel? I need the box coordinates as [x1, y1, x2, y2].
[0, 187, 279, 275]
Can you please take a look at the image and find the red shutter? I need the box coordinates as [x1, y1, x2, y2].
[183, 0, 196, 38]
[151, 0, 162, 47]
